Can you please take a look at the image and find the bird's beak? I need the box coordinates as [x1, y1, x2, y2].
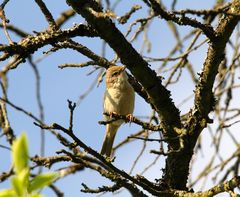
[120, 66, 127, 72]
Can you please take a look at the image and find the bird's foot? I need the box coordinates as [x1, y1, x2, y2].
[109, 112, 117, 119]
[126, 114, 134, 123]
[102, 154, 116, 162]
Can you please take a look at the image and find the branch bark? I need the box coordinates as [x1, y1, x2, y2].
[65, 0, 240, 191]
[66, 0, 182, 138]
[163, 0, 240, 190]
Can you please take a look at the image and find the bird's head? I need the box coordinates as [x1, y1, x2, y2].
[106, 66, 128, 88]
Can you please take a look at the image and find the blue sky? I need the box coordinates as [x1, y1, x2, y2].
[1, 0, 235, 196]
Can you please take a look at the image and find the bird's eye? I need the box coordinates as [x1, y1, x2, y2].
[112, 72, 119, 77]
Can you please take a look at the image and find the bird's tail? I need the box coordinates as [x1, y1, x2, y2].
[101, 124, 120, 157]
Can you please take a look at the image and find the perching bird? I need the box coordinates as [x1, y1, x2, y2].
[101, 66, 135, 157]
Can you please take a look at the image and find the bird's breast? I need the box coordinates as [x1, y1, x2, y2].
[104, 84, 135, 117]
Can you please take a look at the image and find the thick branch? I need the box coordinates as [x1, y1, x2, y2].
[194, 0, 240, 119]
[0, 24, 98, 69]
[162, 0, 240, 190]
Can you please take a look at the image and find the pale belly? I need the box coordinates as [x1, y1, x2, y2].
[103, 87, 135, 122]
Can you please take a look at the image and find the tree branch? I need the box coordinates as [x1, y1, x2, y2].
[35, 0, 57, 29]
[145, 0, 217, 41]
[162, 0, 240, 190]
[0, 24, 98, 70]
[66, 0, 182, 138]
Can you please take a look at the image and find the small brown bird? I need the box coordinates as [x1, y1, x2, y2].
[101, 66, 135, 157]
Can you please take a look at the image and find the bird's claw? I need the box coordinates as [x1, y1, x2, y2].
[126, 114, 134, 123]
[109, 112, 117, 119]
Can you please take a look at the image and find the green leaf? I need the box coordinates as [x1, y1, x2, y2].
[12, 133, 28, 174]
[29, 172, 59, 192]
[30, 192, 44, 197]
[0, 189, 15, 197]
[11, 176, 24, 197]
[17, 168, 30, 189]
[11, 168, 29, 197]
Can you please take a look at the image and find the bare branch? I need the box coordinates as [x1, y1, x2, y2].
[144, 0, 217, 41]
[35, 0, 57, 29]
